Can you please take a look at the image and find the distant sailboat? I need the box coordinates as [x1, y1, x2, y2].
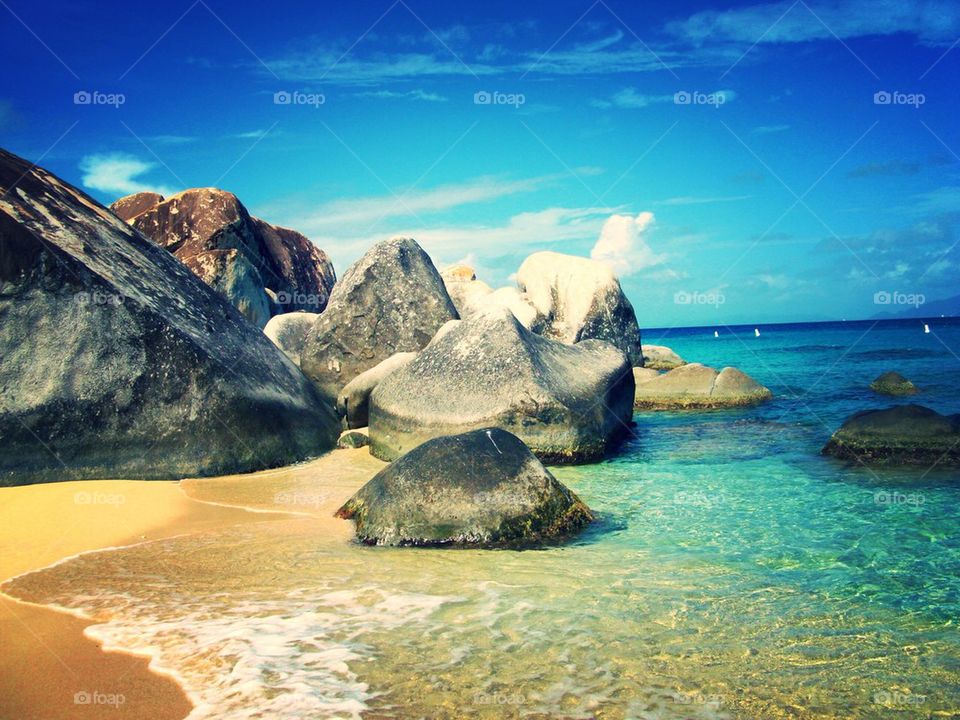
[714, 330, 719, 338]
[924, 323, 930, 334]
[754, 328, 760, 337]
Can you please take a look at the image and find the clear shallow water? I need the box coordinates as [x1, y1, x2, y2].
[6, 319, 960, 719]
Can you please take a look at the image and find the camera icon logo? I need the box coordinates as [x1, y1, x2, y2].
[73, 91, 92, 105]
[674, 91, 692, 105]
[873, 290, 891, 305]
[673, 290, 692, 305]
[873, 91, 892, 105]
[273, 91, 292, 105]
[74, 691, 92, 705]
[473, 91, 492, 105]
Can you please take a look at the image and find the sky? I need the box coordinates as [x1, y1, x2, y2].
[2, 0, 959, 326]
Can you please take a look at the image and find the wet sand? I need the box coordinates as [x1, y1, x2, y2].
[0, 456, 364, 720]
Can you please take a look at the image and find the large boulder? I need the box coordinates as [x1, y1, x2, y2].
[516, 251, 643, 366]
[633, 363, 772, 409]
[338, 352, 417, 429]
[0, 148, 339, 485]
[368, 306, 635, 463]
[870, 371, 919, 396]
[822, 404, 960, 465]
[263, 311, 320, 365]
[110, 188, 336, 325]
[441, 264, 537, 328]
[641, 344, 686, 370]
[300, 237, 458, 397]
[336, 428, 594, 547]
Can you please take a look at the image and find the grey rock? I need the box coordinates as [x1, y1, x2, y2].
[368, 306, 634, 463]
[0, 148, 339, 486]
[300, 237, 458, 397]
[870, 371, 919, 396]
[633, 363, 772, 409]
[338, 352, 417, 429]
[823, 404, 960, 465]
[633, 367, 661, 385]
[263, 311, 320, 365]
[641, 344, 686, 370]
[336, 427, 594, 547]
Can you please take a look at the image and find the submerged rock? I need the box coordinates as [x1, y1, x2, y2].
[870, 371, 919, 396]
[517, 251, 643, 366]
[822, 404, 960, 465]
[263, 311, 320, 365]
[300, 237, 458, 397]
[111, 188, 336, 325]
[633, 363, 772, 409]
[336, 428, 594, 547]
[368, 306, 634, 463]
[0, 148, 339, 485]
[338, 352, 417, 429]
[641, 344, 686, 370]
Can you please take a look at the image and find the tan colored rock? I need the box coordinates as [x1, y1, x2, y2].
[634, 363, 772, 409]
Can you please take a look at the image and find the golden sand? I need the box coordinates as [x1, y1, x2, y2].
[0, 449, 383, 720]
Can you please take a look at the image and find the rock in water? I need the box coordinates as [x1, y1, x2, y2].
[641, 344, 686, 370]
[336, 428, 594, 547]
[110, 188, 336, 325]
[368, 306, 635, 463]
[263, 311, 320, 365]
[0, 148, 339, 485]
[300, 237, 458, 397]
[338, 352, 417, 429]
[516, 251, 643, 366]
[870, 371, 919, 396]
[338, 428, 370, 449]
[633, 363, 772, 409]
[822, 404, 960, 465]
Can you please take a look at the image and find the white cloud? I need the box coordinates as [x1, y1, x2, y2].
[591, 211, 666, 276]
[79, 153, 176, 197]
[592, 87, 737, 109]
[656, 194, 751, 206]
[355, 88, 448, 102]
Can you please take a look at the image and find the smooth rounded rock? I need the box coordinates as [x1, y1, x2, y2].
[870, 371, 919, 396]
[633, 363, 772, 409]
[822, 404, 960, 465]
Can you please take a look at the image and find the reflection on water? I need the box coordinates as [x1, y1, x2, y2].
[6, 320, 960, 719]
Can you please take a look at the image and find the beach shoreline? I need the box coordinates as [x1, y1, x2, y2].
[0, 451, 382, 720]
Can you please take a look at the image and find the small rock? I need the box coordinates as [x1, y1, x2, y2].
[870, 371, 919, 396]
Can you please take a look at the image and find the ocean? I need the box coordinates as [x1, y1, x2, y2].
[6, 318, 960, 719]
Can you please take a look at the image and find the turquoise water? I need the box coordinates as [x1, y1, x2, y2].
[6, 318, 960, 718]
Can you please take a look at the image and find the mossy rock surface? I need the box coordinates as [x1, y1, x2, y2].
[822, 404, 960, 465]
[870, 371, 919, 396]
[336, 428, 594, 548]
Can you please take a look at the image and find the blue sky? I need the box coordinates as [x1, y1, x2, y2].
[2, 0, 959, 326]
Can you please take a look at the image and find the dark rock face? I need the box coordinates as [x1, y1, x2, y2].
[516, 251, 644, 366]
[822, 404, 960, 465]
[336, 428, 594, 547]
[300, 237, 458, 398]
[368, 306, 635, 463]
[870, 371, 919, 396]
[633, 363, 772, 409]
[337, 428, 370, 449]
[0, 148, 339, 486]
[110, 189, 336, 326]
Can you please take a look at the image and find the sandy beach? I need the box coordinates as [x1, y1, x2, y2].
[0, 448, 383, 720]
